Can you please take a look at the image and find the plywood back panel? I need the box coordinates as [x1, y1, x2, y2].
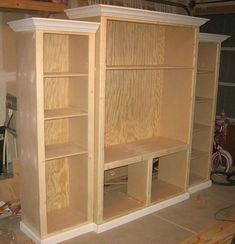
[194, 101, 213, 126]
[198, 43, 218, 71]
[69, 154, 88, 217]
[157, 69, 194, 143]
[44, 119, 69, 145]
[69, 35, 88, 74]
[190, 155, 210, 179]
[192, 130, 211, 152]
[164, 26, 196, 67]
[44, 77, 88, 110]
[196, 73, 216, 99]
[44, 33, 69, 73]
[106, 20, 165, 66]
[46, 158, 70, 212]
[105, 70, 163, 146]
[44, 77, 69, 109]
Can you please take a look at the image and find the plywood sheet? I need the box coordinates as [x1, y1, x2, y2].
[106, 20, 165, 66]
[105, 70, 162, 146]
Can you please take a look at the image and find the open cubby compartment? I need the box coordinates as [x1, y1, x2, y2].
[151, 150, 188, 203]
[195, 72, 216, 99]
[43, 33, 88, 75]
[197, 42, 218, 72]
[194, 99, 213, 126]
[46, 154, 89, 234]
[44, 117, 88, 161]
[103, 162, 149, 221]
[44, 76, 88, 119]
[189, 152, 210, 186]
[105, 68, 193, 161]
[106, 20, 196, 67]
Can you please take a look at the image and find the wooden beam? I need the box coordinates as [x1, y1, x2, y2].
[0, 0, 65, 13]
[193, 4, 235, 15]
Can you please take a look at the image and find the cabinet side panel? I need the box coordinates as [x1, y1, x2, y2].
[16, 32, 41, 235]
[157, 69, 194, 142]
[105, 70, 162, 146]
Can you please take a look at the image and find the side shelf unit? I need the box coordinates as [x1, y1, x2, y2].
[189, 33, 230, 193]
[9, 18, 99, 238]
[66, 4, 208, 225]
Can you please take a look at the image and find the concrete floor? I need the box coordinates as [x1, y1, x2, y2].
[0, 184, 235, 244]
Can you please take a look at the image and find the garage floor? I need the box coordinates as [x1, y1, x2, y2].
[0, 184, 235, 244]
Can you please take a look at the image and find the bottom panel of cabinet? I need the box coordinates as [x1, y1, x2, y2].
[46, 154, 90, 234]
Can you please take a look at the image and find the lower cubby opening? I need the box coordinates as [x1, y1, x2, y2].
[189, 152, 210, 186]
[151, 150, 187, 203]
[103, 161, 148, 221]
[46, 154, 89, 234]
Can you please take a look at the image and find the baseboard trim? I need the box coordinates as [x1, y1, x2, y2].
[96, 192, 190, 233]
[20, 221, 95, 244]
[20, 192, 190, 243]
[188, 180, 212, 194]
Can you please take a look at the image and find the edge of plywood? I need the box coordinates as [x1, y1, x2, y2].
[95, 192, 190, 233]
[65, 4, 208, 27]
[20, 221, 96, 244]
[188, 180, 212, 194]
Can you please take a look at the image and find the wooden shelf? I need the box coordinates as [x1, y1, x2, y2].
[44, 108, 88, 120]
[106, 65, 193, 71]
[45, 143, 87, 161]
[103, 187, 145, 221]
[0, 0, 65, 13]
[44, 72, 88, 78]
[104, 137, 188, 170]
[191, 149, 208, 160]
[197, 69, 215, 74]
[193, 123, 210, 133]
[151, 179, 184, 203]
[195, 96, 213, 103]
[47, 208, 88, 234]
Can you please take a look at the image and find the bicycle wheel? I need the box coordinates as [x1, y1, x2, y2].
[211, 149, 233, 173]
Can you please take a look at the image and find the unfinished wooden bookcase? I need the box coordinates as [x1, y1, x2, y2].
[188, 33, 229, 194]
[66, 5, 208, 228]
[8, 18, 99, 240]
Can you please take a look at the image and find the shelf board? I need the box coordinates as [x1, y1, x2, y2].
[191, 149, 208, 160]
[106, 65, 193, 71]
[44, 72, 88, 78]
[44, 108, 88, 120]
[195, 96, 213, 103]
[47, 208, 88, 234]
[193, 123, 210, 133]
[197, 69, 215, 74]
[151, 179, 184, 203]
[45, 143, 87, 161]
[103, 188, 145, 221]
[104, 137, 188, 170]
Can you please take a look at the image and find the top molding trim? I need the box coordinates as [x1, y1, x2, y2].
[199, 33, 230, 43]
[8, 17, 100, 33]
[65, 4, 209, 27]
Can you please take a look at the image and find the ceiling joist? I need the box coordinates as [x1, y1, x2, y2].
[0, 0, 65, 13]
